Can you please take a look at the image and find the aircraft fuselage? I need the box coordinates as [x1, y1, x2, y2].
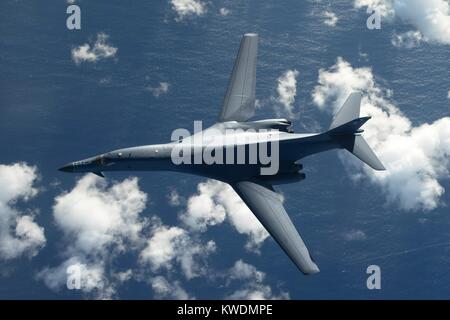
[59, 120, 338, 183]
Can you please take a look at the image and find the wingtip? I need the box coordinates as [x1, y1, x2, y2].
[370, 158, 386, 171]
[302, 265, 320, 275]
[305, 254, 320, 275]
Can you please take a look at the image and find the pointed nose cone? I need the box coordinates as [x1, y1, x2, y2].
[58, 163, 74, 173]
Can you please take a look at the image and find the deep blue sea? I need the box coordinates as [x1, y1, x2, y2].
[0, 0, 449, 299]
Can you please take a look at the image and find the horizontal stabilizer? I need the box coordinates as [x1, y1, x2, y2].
[345, 135, 385, 171]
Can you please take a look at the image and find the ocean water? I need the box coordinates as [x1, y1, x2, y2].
[0, 0, 449, 299]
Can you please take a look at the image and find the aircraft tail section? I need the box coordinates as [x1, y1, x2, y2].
[329, 92, 362, 130]
[327, 92, 385, 171]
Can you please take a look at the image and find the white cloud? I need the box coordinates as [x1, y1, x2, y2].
[180, 182, 226, 231]
[181, 180, 269, 251]
[226, 284, 289, 300]
[228, 259, 264, 283]
[219, 8, 231, 16]
[168, 189, 182, 206]
[150, 275, 191, 299]
[0, 163, 38, 203]
[114, 269, 133, 283]
[52, 175, 147, 254]
[343, 229, 367, 241]
[354, 0, 395, 17]
[39, 175, 148, 298]
[391, 30, 423, 48]
[323, 10, 338, 26]
[71, 33, 118, 64]
[140, 217, 216, 280]
[312, 57, 450, 211]
[274, 70, 299, 118]
[147, 82, 170, 97]
[171, 0, 206, 21]
[0, 163, 46, 260]
[34, 174, 282, 298]
[447, 91, 450, 99]
[38, 258, 114, 298]
[355, 0, 450, 45]
[140, 224, 185, 270]
[226, 260, 289, 300]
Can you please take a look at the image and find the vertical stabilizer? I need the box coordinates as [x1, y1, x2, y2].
[329, 92, 362, 130]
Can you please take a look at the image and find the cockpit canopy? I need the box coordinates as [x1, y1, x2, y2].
[93, 155, 111, 166]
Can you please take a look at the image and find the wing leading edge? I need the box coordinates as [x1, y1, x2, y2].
[231, 180, 320, 275]
[219, 33, 258, 122]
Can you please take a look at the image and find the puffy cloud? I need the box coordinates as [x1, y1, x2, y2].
[35, 174, 282, 298]
[225, 260, 289, 300]
[171, 0, 206, 21]
[180, 180, 269, 251]
[354, 0, 395, 17]
[38, 258, 115, 299]
[355, 0, 450, 45]
[312, 57, 450, 211]
[323, 10, 338, 27]
[39, 175, 148, 298]
[150, 275, 191, 299]
[71, 33, 118, 64]
[392, 0, 450, 44]
[40, 175, 223, 298]
[312, 57, 376, 109]
[219, 8, 231, 16]
[0, 163, 46, 260]
[228, 259, 264, 283]
[180, 182, 226, 231]
[0, 162, 38, 203]
[447, 91, 450, 99]
[274, 70, 299, 118]
[139, 218, 216, 280]
[53, 175, 147, 254]
[147, 82, 170, 97]
[140, 225, 184, 270]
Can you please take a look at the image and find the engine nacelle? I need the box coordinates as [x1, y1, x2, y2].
[259, 171, 306, 185]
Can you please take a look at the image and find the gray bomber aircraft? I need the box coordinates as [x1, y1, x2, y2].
[59, 34, 385, 275]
